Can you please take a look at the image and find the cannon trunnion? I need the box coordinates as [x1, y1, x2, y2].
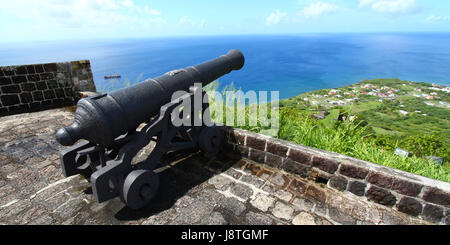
[56, 50, 245, 209]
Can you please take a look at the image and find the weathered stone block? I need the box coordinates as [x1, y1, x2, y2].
[347, 181, 366, 196]
[256, 169, 273, 182]
[2, 68, 15, 76]
[25, 65, 35, 74]
[241, 174, 264, 187]
[43, 90, 56, 100]
[381, 211, 408, 225]
[339, 164, 369, 179]
[329, 208, 357, 225]
[1, 85, 21, 93]
[15, 66, 28, 75]
[367, 172, 393, 189]
[283, 159, 309, 178]
[63, 97, 75, 104]
[250, 193, 275, 212]
[57, 79, 66, 88]
[64, 88, 73, 97]
[40, 73, 54, 81]
[20, 93, 32, 103]
[246, 135, 266, 151]
[41, 100, 52, 106]
[272, 202, 294, 221]
[366, 186, 397, 207]
[392, 179, 423, 197]
[0, 108, 7, 115]
[243, 163, 261, 175]
[208, 175, 234, 191]
[0, 77, 12, 85]
[266, 142, 288, 157]
[249, 148, 265, 163]
[43, 63, 57, 73]
[219, 197, 246, 216]
[199, 212, 228, 225]
[27, 74, 40, 82]
[292, 198, 314, 212]
[12, 75, 27, 84]
[47, 80, 58, 89]
[265, 153, 283, 168]
[305, 185, 326, 202]
[35, 81, 47, 90]
[54, 89, 65, 98]
[32, 91, 44, 101]
[422, 187, 450, 207]
[1, 95, 20, 106]
[29, 102, 41, 110]
[224, 168, 242, 181]
[292, 212, 317, 225]
[288, 178, 307, 196]
[311, 156, 339, 174]
[289, 149, 312, 165]
[230, 183, 253, 200]
[329, 176, 348, 191]
[52, 98, 64, 105]
[34, 65, 44, 73]
[396, 197, 422, 217]
[421, 204, 444, 223]
[20, 83, 36, 92]
[269, 172, 290, 187]
[246, 212, 273, 225]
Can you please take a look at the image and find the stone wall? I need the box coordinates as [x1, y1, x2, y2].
[0, 60, 96, 117]
[222, 127, 450, 225]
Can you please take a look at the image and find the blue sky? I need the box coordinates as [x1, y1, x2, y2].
[1, 0, 449, 42]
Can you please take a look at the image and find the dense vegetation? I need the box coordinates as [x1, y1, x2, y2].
[205, 79, 450, 182]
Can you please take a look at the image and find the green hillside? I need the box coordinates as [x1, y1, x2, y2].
[279, 79, 449, 180]
[206, 79, 449, 182]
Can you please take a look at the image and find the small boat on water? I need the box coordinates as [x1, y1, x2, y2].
[104, 74, 121, 79]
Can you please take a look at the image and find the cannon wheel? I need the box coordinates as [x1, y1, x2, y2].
[198, 126, 223, 159]
[122, 169, 160, 210]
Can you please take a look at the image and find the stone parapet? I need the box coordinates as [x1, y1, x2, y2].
[221, 127, 450, 225]
[0, 60, 96, 117]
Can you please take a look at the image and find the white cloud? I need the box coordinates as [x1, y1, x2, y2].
[266, 10, 288, 25]
[296, 2, 338, 19]
[425, 15, 450, 22]
[359, 0, 420, 15]
[136, 6, 161, 16]
[178, 16, 206, 28]
[0, 0, 164, 29]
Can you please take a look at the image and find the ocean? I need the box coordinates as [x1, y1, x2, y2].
[1, 33, 450, 100]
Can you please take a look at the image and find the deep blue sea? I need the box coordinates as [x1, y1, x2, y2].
[1, 33, 450, 100]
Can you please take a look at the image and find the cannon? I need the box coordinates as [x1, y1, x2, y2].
[55, 50, 245, 209]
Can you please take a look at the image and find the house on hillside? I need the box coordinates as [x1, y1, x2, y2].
[399, 110, 409, 116]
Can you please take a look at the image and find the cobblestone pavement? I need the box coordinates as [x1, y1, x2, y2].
[0, 108, 339, 225]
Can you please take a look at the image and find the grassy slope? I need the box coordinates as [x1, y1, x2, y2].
[279, 79, 449, 181]
[281, 79, 449, 144]
[206, 79, 449, 182]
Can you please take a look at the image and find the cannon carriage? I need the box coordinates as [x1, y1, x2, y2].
[56, 50, 245, 209]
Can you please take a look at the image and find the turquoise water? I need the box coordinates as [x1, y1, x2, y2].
[1, 33, 450, 99]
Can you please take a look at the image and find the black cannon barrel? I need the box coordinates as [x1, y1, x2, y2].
[56, 49, 245, 146]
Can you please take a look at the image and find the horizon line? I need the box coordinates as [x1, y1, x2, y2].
[2, 31, 450, 44]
